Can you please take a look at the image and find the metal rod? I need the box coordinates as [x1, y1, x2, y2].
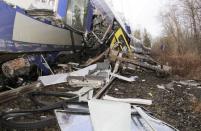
[41, 54, 54, 75]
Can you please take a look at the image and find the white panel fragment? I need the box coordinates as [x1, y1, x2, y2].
[103, 95, 152, 105]
[69, 64, 97, 76]
[55, 110, 93, 131]
[38, 73, 69, 86]
[88, 99, 131, 131]
[13, 13, 72, 45]
[38, 64, 97, 86]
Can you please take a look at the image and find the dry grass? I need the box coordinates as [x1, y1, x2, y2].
[152, 48, 201, 80]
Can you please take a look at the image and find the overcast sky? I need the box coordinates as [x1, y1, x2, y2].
[109, 0, 168, 38]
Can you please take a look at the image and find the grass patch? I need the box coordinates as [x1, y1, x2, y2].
[152, 49, 201, 80]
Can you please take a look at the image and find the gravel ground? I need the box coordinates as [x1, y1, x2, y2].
[108, 70, 201, 131]
[0, 70, 201, 131]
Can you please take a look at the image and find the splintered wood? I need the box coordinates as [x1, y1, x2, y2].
[0, 82, 42, 104]
[109, 50, 171, 75]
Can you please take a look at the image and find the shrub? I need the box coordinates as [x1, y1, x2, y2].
[152, 47, 201, 80]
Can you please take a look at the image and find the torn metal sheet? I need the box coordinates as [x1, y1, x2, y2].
[55, 110, 93, 131]
[132, 106, 178, 131]
[70, 64, 97, 76]
[68, 87, 94, 102]
[88, 99, 131, 131]
[103, 95, 152, 105]
[55, 103, 177, 131]
[38, 73, 69, 86]
[38, 64, 97, 86]
[38, 62, 111, 86]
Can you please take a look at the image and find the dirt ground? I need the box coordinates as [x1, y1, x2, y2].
[109, 70, 201, 131]
[0, 70, 201, 131]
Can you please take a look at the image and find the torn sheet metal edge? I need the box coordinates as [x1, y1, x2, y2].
[70, 64, 97, 76]
[38, 73, 69, 86]
[38, 64, 97, 86]
[54, 105, 178, 131]
[88, 99, 131, 131]
[68, 87, 94, 102]
[132, 106, 179, 131]
[103, 95, 152, 105]
[54, 109, 93, 131]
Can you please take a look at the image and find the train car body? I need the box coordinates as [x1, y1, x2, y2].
[0, 0, 134, 84]
[0, 1, 83, 55]
[0, 0, 92, 81]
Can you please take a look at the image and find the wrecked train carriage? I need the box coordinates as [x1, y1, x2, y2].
[0, 0, 168, 88]
[0, 0, 134, 85]
[0, 0, 93, 85]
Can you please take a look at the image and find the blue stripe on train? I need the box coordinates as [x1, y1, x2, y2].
[0, 1, 16, 40]
[86, 2, 93, 32]
[0, 39, 82, 53]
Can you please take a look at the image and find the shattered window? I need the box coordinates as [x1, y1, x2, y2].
[65, 0, 89, 31]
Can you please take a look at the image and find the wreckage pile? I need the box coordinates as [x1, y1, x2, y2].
[0, 44, 178, 131]
[1, 68, 201, 131]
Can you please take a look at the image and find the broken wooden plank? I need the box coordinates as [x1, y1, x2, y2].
[93, 77, 115, 99]
[84, 48, 110, 66]
[110, 53, 171, 75]
[0, 82, 42, 104]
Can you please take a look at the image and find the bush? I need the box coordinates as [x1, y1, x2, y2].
[152, 47, 201, 80]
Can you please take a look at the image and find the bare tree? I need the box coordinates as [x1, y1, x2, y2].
[160, 0, 201, 53]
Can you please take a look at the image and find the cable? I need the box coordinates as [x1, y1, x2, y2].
[0, 90, 86, 130]
[0, 99, 87, 130]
